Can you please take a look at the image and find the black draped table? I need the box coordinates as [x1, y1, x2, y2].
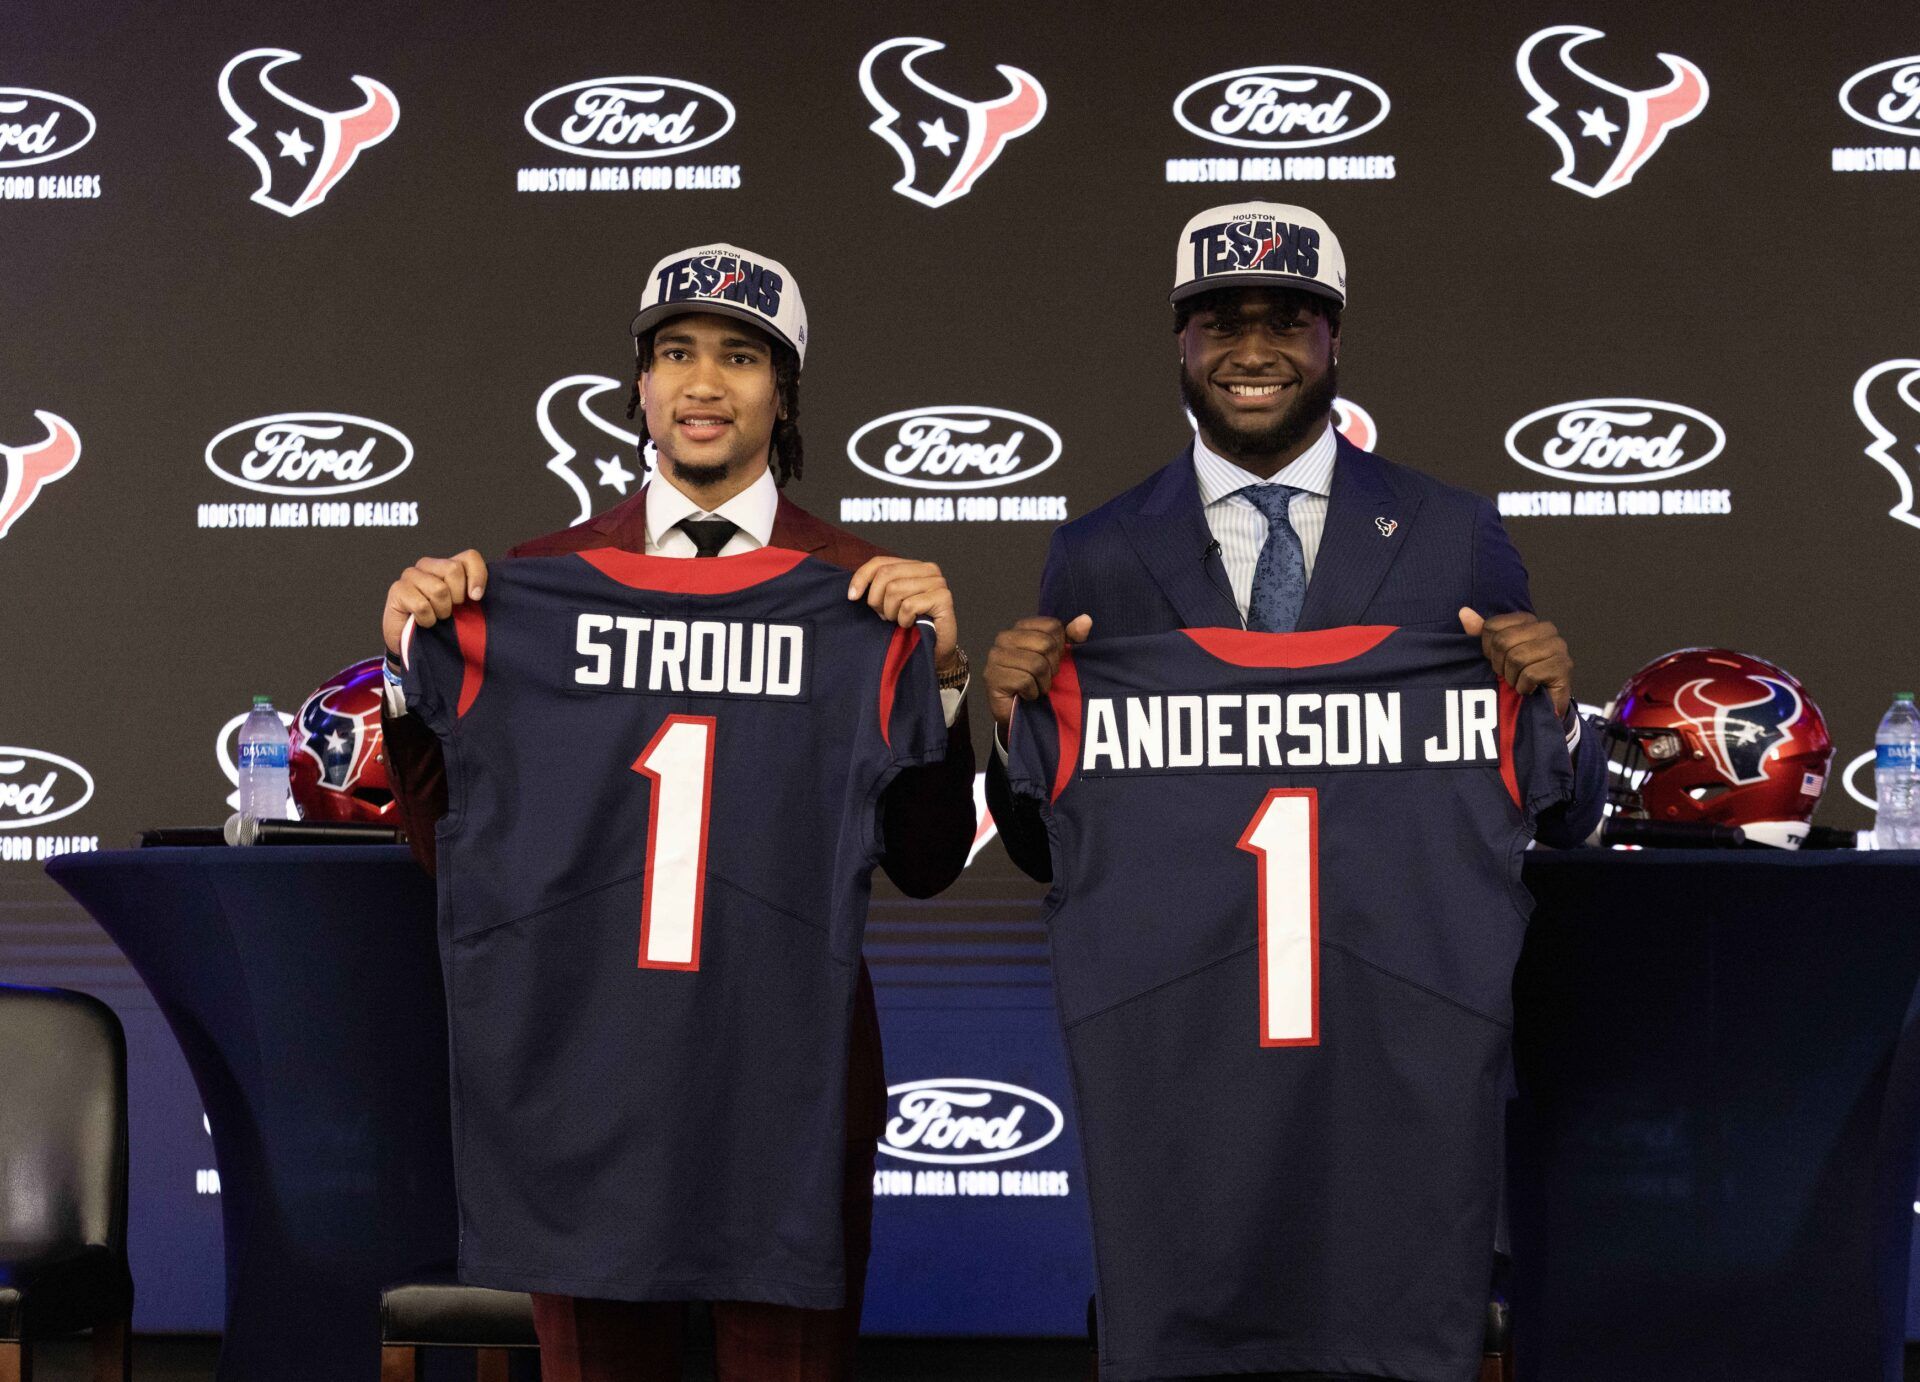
[44, 846, 1920, 1381]
[1512, 850, 1920, 1382]
[46, 846, 455, 1382]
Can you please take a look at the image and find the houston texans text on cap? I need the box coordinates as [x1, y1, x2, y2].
[631, 243, 809, 367]
[1171, 202, 1347, 309]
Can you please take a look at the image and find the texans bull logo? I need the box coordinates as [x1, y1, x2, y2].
[539, 375, 647, 526]
[1855, 359, 1920, 532]
[218, 48, 398, 216]
[1516, 26, 1707, 198]
[859, 37, 1046, 208]
[1673, 674, 1802, 787]
[702, 258, 746, 297]
[1332, 397, 1376, 452]
[296, 683, 380, 794]
[0, 411, 80, 541]
[964, 772, 1000, 867]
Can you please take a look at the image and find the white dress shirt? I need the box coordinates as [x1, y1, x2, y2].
[644, 465, 780, 556]
[386, 466, 965, 725]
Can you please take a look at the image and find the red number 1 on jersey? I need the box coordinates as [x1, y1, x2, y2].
[632, 715, 716, 970]
[1237, 788, 1320, 1047]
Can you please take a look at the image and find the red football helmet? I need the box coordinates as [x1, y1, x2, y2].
[1603, 648, 1832, 849]
[288, 658, 397, 823]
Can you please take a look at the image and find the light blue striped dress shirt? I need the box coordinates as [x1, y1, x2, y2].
[1191, 423, 1339, 621]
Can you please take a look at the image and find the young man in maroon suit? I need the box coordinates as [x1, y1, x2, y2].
[375, 243, 975, 1382]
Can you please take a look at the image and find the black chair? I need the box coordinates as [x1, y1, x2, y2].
[0, 984, 134, 1382]
[379, 1268, 537, 1381]
[1481, 1252, 1513, 1382]
[1479, 1298, 1512, 1381]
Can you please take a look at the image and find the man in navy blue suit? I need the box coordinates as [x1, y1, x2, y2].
[985, 201, 1605, 878]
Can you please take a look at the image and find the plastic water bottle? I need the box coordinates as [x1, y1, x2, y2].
[236, 695, 290, 843]
[1875, 693, 1920, 850]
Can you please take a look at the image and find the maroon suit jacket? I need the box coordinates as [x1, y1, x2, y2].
[381, 484, 977, 1139]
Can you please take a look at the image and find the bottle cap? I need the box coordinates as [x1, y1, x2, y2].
[253, 695, 273, 707]
[1900, 692, 1916, 702]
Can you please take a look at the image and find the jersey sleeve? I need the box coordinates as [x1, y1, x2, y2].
[1004, 645, 1080, 806]
[399, 601, 488, 740]
[877, 618, 947, 768]
[1500, 681, 1576, 826]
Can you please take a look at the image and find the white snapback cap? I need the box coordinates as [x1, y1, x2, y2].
[631, 243, 808, 367]
[1171, 202, 1346, 308]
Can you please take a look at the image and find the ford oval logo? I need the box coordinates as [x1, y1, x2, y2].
[1839, 57, 1920, 138]
[1844, 749, 1877, 811]
[205, 413, 414, 496]
[1173, 66, 1389, 150]
[524, 77, 736, 160]
[879, 1078, 1065, 1165]
[1504, 398, 1725, 485]
[0, 748, 95, 831]
[847, 406, 1062, 492]
[0, 88, 97, 169]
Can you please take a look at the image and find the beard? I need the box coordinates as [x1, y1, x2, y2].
[664, 455, 731, 490]
[1179, 358, 1338, 467]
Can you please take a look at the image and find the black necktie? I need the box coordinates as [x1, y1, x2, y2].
[679, 516, 738, 558]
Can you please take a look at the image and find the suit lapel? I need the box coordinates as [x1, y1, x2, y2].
[588, 485, 651, 552]
[770, 494, 832, 554]
[1296, 438, 1419, 631]
[1117, 445, 1244, 630]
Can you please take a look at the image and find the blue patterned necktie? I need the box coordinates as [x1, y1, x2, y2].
[1239, 484, 1307, 633]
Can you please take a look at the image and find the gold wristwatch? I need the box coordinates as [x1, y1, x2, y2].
[937, 646, 971, 690]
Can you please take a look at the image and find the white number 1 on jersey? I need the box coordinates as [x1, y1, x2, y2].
[1237, 788, 1320, 1047]
[632, 715, 716, 970]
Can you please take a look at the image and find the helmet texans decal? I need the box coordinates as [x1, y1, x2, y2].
[218, 48, 398, 216]
[288, 660, 398, 823]
[1854, 359, 1920, 532]
[859, 37, 1046, 208]
[1605, 649, 1831, 850]
[1673, 674, 1802, 786]
[0, 411, 80, 541]
[296, 681, 380, 794]
[538, 375, 647, 525]
[1515, 26, 1707, 198]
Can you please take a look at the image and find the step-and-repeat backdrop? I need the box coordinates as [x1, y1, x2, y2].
[4, 0, 1917, 1333]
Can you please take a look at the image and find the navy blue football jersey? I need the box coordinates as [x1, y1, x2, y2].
[401, 546, 945, 1307]
[1006, 626, 1572, 1382]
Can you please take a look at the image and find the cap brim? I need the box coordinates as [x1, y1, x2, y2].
[1170, 273, 1344, 307]
[629, 300, 798, 356]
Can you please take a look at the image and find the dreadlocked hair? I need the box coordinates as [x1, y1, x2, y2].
[625, 328, 805, 488]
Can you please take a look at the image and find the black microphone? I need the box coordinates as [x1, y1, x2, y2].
[1202, 538, 1222, 561]
[1599, 817, 1747, 849]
